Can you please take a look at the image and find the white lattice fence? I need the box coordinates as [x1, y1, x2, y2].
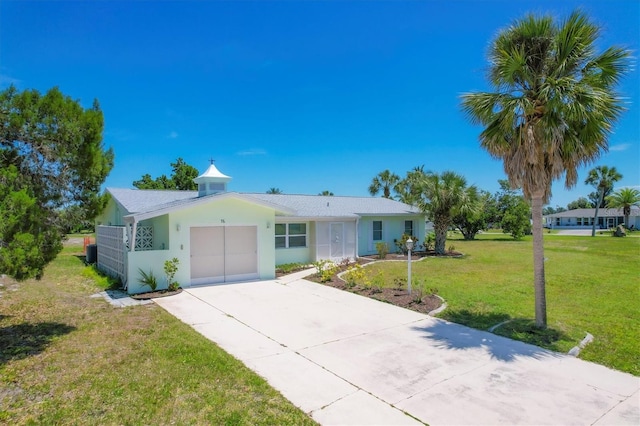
[97, 225, 127, 285]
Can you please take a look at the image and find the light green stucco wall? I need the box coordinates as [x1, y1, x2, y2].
[96, 197, 126, 227]
[126, 197, 276, 293]
[139, 215, 169, 251]
[273, 221, 315, 266]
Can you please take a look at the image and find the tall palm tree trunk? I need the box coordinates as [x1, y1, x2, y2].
[433, 215, 448, 255]
[623, 206, 630, 228]
[531, 194, 547, 328]
[591, 189, 604, 237]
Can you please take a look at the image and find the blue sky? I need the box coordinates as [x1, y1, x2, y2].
[2, 0, 638, 208]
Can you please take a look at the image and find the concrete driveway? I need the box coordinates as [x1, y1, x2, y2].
[154, 274, 639, 425]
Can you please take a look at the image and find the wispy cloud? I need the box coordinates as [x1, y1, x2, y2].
[609, 143, 632, 152]
[619, 185, 640, 190]
[0, 73, 20, 87]
[237, 148, 267, 156]
[167, 131, 179, 139]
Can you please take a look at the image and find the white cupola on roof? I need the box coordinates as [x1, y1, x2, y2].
[193, 161, 232, 197]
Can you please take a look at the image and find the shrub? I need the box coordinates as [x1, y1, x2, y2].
[375, 242, 389, 259]
[395, 234, 420, 254]
[343, 264, 369, 288]
[447, 244, 456, 253]
[313, 259, 338, 283]
[424, 232, 435, 251]
[164, 257, 180, 290]
[138, 268, 158, 291]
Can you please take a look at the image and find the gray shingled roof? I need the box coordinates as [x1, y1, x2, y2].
[544, 207, 640, 218]
[107, 188, 197, 214]
[247, 193, 420, 217]
[107, 188, 421, 219]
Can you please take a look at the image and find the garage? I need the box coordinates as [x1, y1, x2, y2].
[190, 225, 258, 285]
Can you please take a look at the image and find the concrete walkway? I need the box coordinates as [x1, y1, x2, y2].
[154, 277, 639, 425]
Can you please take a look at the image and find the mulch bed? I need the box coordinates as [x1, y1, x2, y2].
[130, 288, 183, 300]
[304, 256, 450, 315]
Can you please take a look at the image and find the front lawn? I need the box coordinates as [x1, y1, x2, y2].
[359, 233, 639, 376]
[0, 245, 315, 425]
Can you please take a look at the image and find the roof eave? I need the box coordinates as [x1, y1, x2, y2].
[124, 192, 294, 222]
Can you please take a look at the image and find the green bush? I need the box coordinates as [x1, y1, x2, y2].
[138, 268, 158, 291]
[312, 259, 338, 283]
[375, 242, 389, 259]
[424, 232, 435, 251]
[164, 257, 180, 290]
[343, 264, 369, 288]
[395, 234, 420, 254]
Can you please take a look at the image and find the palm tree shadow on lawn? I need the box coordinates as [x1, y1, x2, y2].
[0, 322, 76, 366]
[412, 311, 569, 362]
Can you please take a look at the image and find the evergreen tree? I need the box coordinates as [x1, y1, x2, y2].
[0, 86, 114, 279]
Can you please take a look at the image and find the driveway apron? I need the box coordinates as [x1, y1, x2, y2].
[154, 278, 639, 425]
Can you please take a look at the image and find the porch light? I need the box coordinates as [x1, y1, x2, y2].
[406, 238, 414, 295]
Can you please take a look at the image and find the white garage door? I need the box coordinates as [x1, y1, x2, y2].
[190, 226, 258, 285]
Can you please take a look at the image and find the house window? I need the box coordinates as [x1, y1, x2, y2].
[404, 220, 413, 236]
[577, 218, 582, 226]
[275, 223, 307, 249]
[555, 218, 560, 226]
[373, 221, 383, 241]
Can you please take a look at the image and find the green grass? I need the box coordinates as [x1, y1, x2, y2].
[363, 233, 640, 375]
[0, 245, 316, 425]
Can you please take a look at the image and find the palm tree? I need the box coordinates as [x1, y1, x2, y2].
[318, 190, 334, 196]
[368, 170, 400, 199]
[417, 171, 478, 255]
[461, 11, 630, 327]
[606, 188, 640, 228]
[585, 166, 622, 235]
[395, 166, 426, 206]
[266, 187, 282, 194]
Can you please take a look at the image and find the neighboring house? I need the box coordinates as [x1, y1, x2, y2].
[543, 207, 640, 229]
[96, 163, 425, 293]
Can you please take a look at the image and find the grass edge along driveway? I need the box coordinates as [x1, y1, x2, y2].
[0, 245, 316, 425]
[360, 233, 639, 376]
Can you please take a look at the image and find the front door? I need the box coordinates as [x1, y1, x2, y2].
[330, 223, 344, 260]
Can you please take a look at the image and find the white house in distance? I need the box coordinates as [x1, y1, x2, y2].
[95, 162, 425, 294]
[543, 207, 640, 230]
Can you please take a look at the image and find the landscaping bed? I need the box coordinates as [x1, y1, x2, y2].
[305, 257, 443, 315]
[130, 288, 183, 300]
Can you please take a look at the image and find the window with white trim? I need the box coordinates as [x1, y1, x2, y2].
[404, 220, 413, 236]
[275, 223, 307, 248]
[372, 221, 383, 241]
